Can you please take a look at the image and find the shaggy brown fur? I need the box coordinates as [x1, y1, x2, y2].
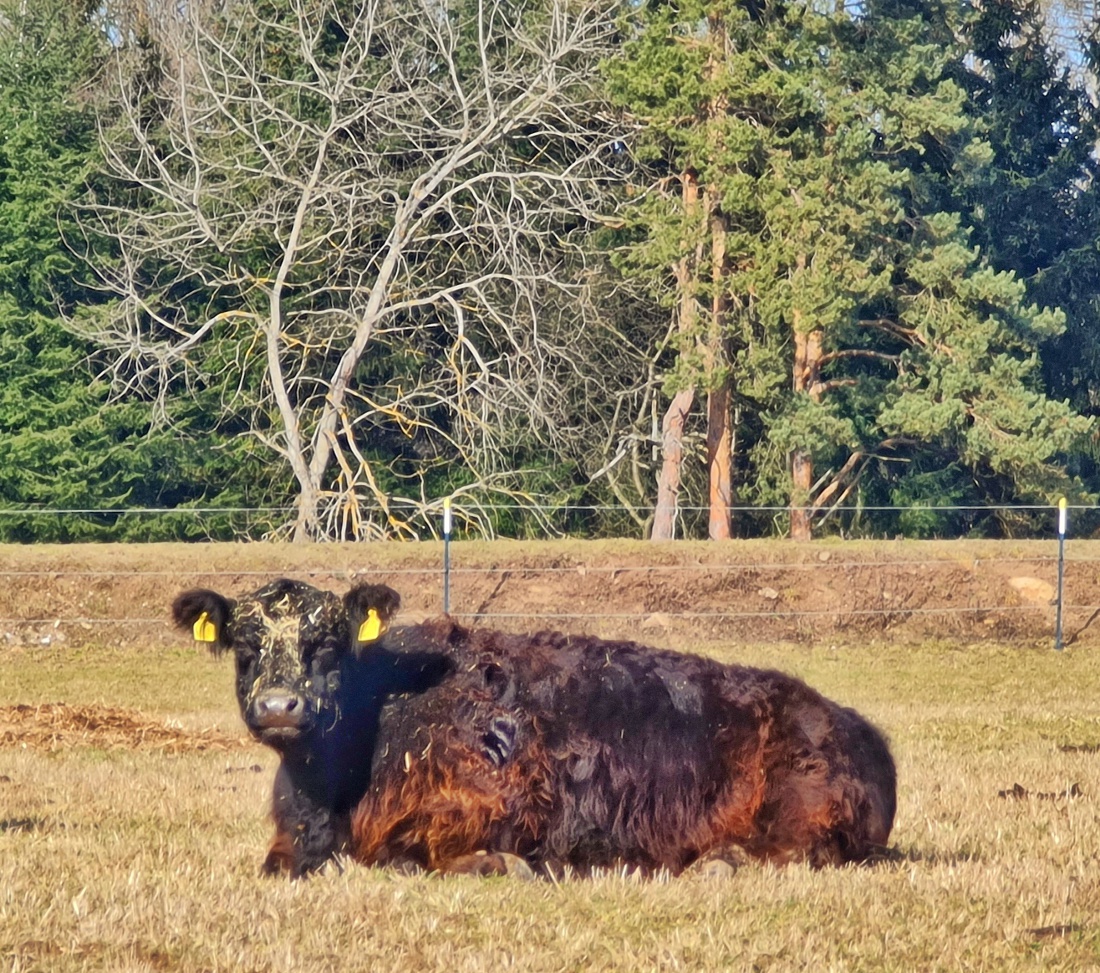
[173, 579, 896, 877]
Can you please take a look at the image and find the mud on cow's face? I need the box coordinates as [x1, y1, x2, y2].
[171, 579, 399, 751]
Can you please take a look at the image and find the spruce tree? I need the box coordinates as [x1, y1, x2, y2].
[0, 0, 283, 540]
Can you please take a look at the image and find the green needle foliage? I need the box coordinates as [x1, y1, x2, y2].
[0, 0, 290, 541]
[606, 0, 1095, 538]
[955, 0, 1100, 432]
[0, 0, 146, 539]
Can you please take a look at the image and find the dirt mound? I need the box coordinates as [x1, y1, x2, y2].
[0, 538, 1094, 648]
[0, 703, 251, 753]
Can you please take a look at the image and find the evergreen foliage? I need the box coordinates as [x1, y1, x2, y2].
[0, 0, 290, 540]
[606, 0, 1095, 538]
[959, 0, 1100, 420]
[0, 0, 1095, 540]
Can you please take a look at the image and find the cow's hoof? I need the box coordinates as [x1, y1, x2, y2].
[386, 857, 427, 876]
[438, 851, 536, 880]
[261, 852, 291, 876]
[685, 847, 751, 879]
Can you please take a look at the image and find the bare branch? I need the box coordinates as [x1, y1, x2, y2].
[76, 0, 639, 538]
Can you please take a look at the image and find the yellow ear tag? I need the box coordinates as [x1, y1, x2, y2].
[357, 608, 385, 643]
[192, 611, 218, 643]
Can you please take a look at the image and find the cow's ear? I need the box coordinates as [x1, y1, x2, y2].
[171, 589, 233, 654]
[344, 583, 402, 651]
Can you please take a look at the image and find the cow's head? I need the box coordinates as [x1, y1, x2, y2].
[171, 579, 401, 750]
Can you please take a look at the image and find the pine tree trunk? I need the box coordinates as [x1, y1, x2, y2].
[706, 382, 733, 539]
[651, 171, 701, 541]
[790, 313, 823, 542]
[652, 388, 696, 540]
[789, 448, 814, 542]
[706, 203, 733, 540]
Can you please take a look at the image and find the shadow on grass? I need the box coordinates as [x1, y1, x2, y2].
[0, 816, 48, 833]
[866, 844, 987, 867]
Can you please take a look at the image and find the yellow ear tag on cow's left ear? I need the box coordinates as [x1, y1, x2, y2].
[357, 608, 385, 643]
[193, 611, 218, 643]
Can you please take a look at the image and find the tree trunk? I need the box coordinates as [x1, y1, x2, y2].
[789, 448, 813, 542]
[706, 383, 732, 539]
[651, 170, 701, 541]
[790, 315, 823, 542]
[292, 482, 321, 543]
[705, 201, 733, 540]
[651, 387, 696, 540]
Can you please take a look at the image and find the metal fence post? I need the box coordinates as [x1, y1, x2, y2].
[1055, 497, 1067, 651]
[443, 497, 452, 615]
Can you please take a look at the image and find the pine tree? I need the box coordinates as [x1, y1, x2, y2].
[607, 0, 1093, 539]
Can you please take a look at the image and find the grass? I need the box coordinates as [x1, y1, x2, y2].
[4, 637, 1100, 972]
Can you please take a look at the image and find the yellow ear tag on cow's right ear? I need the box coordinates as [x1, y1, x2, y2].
[357, 608, 385, 643]
[193, 611, 218, 643]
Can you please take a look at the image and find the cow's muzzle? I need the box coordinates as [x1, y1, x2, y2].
[248, 689, 312, 745]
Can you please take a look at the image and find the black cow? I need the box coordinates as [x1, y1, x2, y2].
[172, 579, 896, 878]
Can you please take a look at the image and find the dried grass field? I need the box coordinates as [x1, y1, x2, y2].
[3, 541, 1100, 971]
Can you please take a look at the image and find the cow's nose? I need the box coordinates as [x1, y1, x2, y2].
[251, 689, 308, 729]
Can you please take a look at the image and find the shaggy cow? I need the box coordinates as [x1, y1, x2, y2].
[172, 579, 896, 878]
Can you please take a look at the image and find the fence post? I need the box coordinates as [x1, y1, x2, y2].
[443, 497, 453, 615]
[1055, 497, 1067, 651]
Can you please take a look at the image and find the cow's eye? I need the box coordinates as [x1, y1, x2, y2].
[309, 643, 339, 673]
[233, 647, 259, 676]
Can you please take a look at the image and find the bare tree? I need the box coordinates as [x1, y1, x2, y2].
[1040, 0, 1098, 88]
[75, 0, 631, 539]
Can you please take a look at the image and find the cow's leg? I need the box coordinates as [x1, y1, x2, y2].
[350, 741, 547, 876]
[773, 740, 896, 868]
[265, 763, 351, 878]
[741, 762, 890, 867]
[261, 829, 295, 876]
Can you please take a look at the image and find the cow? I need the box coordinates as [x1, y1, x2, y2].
[172, 578, 896, 879]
